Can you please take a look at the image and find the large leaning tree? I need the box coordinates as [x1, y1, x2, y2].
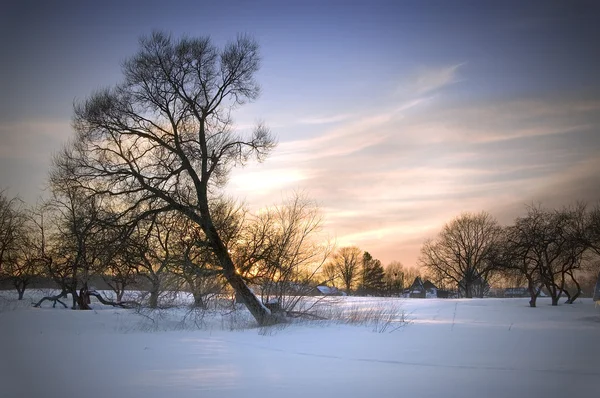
[419, 211, 502, 298]
[68, 32, 278, 325]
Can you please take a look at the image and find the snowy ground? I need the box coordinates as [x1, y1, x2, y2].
[1, 291, 599, 398]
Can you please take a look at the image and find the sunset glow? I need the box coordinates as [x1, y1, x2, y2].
[2, 1, 599, 267]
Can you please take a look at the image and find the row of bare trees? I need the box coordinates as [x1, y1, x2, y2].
[323, 246, 420, 296]
[419, 204, 600, 307]
[0, 185, 330, 314]
[0, 193, 50, 300]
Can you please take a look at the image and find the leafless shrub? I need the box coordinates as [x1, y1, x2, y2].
[308, 300, 412, 333]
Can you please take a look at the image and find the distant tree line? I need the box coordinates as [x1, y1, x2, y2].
[322, 246, 421, 297]
[419, 204, 600, 307]
[0, 182, 338, 312]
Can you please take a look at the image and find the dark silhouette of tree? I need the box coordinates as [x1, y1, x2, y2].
[383, 261, 409, 296]
[328, 246, 362, 294]
[500, 204, 588, 306]
[68, 32, 278, 325]
[419, 211, 502, 298]
[0, 191, 24, 276]
[496, 223, 545, 307]
[587, 202, 600, 257]
[234, 194, 331, 314]
[359, 252, 385, 296]
[35, 146, 126, 309]
[0, 194, 46, 299]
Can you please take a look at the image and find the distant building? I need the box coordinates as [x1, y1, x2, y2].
[310, 285, 346, 296]
[405, 277, 439, 298]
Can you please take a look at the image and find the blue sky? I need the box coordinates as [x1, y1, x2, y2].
[1, 0, 599, 265]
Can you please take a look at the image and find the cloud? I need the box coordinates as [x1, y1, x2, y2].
[409, 63, 465, 94]
[272, 97, 430, 162]
[229, 94, 600, 266]
[228, 167, 310, 195]
[0, 119, 70, 159]
[298, 113, 352, 125]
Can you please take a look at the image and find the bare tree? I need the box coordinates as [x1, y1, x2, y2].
[234, 194, 331, 314]
[99, 218, 139, 303]
[128, 212, 181, 309]
[69, 32, 278, 325]
[35, 146, 122, 309]
[383, 261, 406, 296]
[166, 210, 227, 310]
[328, 246, 362, 294]
[499, 204, 589, 306]
[419, 212, 502, 298]
[0, 195, 46, 299]
[587, 202, 600, 257]
[0, 191, 24, 275]
[497, 224, 545, 307]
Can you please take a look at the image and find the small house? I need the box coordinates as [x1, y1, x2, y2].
[308, 285, 346, 296]
[406, 277, 438, 298]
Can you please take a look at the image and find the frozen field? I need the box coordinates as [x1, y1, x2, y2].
[1, 292, 599, 398]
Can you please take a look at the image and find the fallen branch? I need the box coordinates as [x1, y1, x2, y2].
[33, 290, 68, 309]
[88, 291, 139, 309]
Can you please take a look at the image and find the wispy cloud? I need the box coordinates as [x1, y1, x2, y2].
[410, 63, 465, 94]
[298, 113, 352, 125]
[230, 94, 600, 266]
[273, 97, 430, 162]
[0, 120, 70, 159]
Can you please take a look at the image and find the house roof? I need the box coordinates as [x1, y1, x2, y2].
[410, 277, 437, 290]
[316, 286, 337, 295]
[423, 280, 437, 290]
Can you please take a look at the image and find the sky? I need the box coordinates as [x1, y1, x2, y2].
[1, 0, 599, 267]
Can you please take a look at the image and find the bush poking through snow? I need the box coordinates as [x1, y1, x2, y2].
[312, 302, 412, 333]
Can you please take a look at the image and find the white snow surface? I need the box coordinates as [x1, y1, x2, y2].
[1, 291, 599, 398]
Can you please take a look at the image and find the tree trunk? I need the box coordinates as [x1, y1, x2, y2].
[224, 269, 280, 326]
[565, 272, 582, 304]
[148, 287, 159, 309]
[14, 280, 27, 300]
[70, 286, 79, 309]
[116, 289, 124, 303]
[34, 289, 68, 308]
[529, 294, 537, 307]
[566, 290, 581, 304]
[527, 281, 537, 308]
[78, 286, 92, 310]
[562, 289, 572, 304]
[87, 291, 136, 308]
[192, 292, 207, 309]
[202, 210, 281, 326]
[464, 281, 472, 298]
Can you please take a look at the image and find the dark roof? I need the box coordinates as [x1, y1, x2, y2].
[410, 277, 423, 290]
[423, 280, 437, 290]
[410, 277, 437, 291]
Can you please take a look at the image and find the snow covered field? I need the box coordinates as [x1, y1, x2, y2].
[1, 292, 599, 398]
